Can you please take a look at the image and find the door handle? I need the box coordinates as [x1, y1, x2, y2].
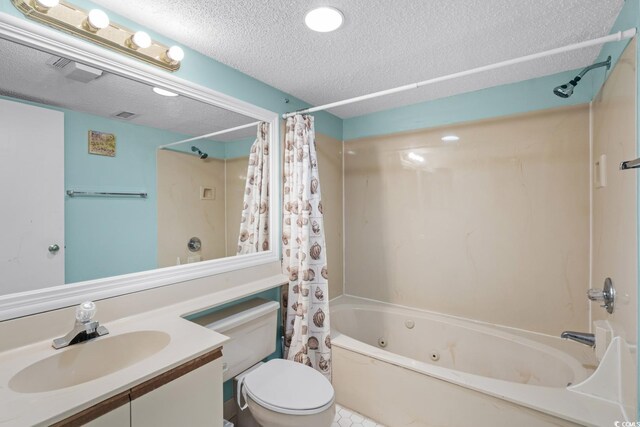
[48, 244, 60, 254]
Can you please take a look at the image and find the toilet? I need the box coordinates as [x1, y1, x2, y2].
[193, 298, 335, 427]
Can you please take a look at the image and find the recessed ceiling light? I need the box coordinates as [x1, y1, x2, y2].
[441, 135, 460, 142]
[305, 7, 344, 33]
[152, 87, 178, 97]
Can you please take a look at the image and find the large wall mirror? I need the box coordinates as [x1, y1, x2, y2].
[0, 14, 280, 320]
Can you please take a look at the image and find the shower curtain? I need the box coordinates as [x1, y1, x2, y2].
[237, 122, 270, 255]
[283, 114, 331, 380]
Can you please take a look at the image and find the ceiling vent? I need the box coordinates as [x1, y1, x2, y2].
[46, 55, 72, 69]
[112, 111, 138, 120]
[46, 55, 103, 83]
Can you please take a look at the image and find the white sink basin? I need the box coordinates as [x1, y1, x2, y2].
[9, 330, 171, 393]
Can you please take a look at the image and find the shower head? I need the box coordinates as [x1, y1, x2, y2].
[553, 83, 574, 98]
[553, 56, 611, 98]
[191, 146, 208, 159]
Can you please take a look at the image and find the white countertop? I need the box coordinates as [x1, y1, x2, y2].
[0, 275, 286, 426]
[0, 313, 226, 426]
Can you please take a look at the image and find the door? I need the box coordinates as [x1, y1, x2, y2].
[0, 98, 64, 293]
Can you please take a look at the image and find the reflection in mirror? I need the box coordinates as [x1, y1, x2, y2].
[156, 121, 270, 267]
[0, 36, 268, 296]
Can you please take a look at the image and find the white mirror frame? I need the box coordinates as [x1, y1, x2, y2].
[0, 12, 282, 321]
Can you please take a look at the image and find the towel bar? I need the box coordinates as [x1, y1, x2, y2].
[66, 190, 147, 198]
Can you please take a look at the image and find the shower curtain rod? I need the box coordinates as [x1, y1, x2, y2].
[282, 28, 637, 119]
[158, 120, 262, 149]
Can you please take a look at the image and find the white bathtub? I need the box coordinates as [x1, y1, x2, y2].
[330, 295, 631, 427]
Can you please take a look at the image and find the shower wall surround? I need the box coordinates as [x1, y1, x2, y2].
[344, 105, 590, 335]
[157, 151, 228, 266]
[315, 133, 344, 298]
[591, 38, 638, 345]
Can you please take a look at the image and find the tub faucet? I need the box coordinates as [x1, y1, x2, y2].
[560, 331, 595, 347]
[52, 301, 109, 349]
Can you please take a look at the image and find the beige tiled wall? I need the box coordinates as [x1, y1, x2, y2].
[591, 38, 637, 344]
[157, 150, 226, 267]
[344, 106, 590, 335]
[316, 133, 344, 299]
[225, 157, 248, 256]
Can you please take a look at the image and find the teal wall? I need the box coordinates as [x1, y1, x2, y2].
[64, 110, 194, 283]
[2, 92, 254, 283]
[166, 139, 227, 159]
[225, 136, 257, 159]
[342, 70, 596, 140]
[64, 110, 256, 283]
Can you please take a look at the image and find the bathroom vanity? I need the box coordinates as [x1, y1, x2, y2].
[61, 349, 223, 426]
[0, 260, 286, 426]
[0, 304, 230, 426]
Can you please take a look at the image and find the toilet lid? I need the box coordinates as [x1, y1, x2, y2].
[243, 359, 334, 415]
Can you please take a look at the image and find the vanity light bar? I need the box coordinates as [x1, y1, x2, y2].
[11, 0, 184, 72]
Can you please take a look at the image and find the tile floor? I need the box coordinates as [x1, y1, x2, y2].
[332, 404, 386, 427]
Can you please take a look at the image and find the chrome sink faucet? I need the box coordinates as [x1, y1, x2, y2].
[52, 301, 109, 349]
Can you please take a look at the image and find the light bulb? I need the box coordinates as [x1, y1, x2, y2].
[85, 9, 110, 32]
[128, 31, 152, 49]
[305, 7, 344, 32]
[164, 45, 184, 63]
[34, 0, 59, 12]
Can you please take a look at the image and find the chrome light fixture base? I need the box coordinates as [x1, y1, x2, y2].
[12, 0, 182, 72]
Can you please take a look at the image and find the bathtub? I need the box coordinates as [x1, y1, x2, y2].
[330, 295, 631, 427]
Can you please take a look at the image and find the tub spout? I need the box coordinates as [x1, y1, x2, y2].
[561, 331, 595, 347]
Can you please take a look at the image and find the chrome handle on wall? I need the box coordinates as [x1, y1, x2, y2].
[587, 277, 615, 314]
[48, 244, 60, 254]
[187, 237, 202, 252]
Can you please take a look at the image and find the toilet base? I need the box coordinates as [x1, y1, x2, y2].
[246, 396, 335, 427]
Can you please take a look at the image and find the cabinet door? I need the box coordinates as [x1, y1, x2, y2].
[84, 404, 130, 427]
[131, 358, 222, 427]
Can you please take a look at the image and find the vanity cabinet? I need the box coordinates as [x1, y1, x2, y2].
[85, 405, 130, 427]
[131, 354, 223, 426]
[53, 348, 222, 427]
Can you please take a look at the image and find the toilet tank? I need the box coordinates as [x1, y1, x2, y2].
[192, 298, 280, 381]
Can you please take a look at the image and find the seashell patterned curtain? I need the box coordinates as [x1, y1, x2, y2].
[283, 114, 331, 380]
[237, 122, 270, 255]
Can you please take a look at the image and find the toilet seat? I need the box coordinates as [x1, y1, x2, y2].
[242, 359, 334, 416]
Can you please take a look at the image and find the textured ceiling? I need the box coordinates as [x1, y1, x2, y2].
[91, 0, 625, 118]
[0, 38, 257, 143]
